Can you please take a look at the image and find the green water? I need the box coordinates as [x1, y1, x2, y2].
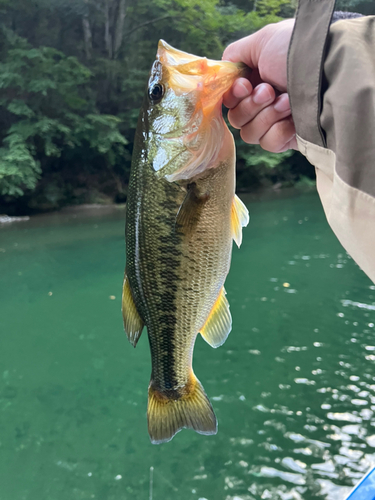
[1, 192, 375, 500]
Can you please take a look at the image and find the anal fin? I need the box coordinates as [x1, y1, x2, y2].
[231, 194, 249, 247]
[122, 272, 144, 347]
[200, 287, 232, 348]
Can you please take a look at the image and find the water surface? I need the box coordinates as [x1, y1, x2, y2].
[1, 192, 375, 500]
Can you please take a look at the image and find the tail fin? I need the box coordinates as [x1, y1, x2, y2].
[147, 375, 217, 444]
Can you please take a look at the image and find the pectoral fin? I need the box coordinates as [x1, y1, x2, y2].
[231, 194, 249, 247]
[122, 272, 144, 347]
[175, 183, 209, 234]
[200, 287, 232, 348]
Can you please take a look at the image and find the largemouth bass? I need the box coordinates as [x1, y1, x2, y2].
[122, 40, 249, 444]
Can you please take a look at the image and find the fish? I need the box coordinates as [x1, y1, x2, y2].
[122, 40, 249, 444]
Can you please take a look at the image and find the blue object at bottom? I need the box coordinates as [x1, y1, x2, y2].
[347, 467, 375, 500]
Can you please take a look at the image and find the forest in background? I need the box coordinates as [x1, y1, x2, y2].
[0, 0, 374, 214]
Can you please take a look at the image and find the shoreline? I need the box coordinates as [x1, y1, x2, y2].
[0, 185, 315, 228]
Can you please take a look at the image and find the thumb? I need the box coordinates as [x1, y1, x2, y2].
[222, 31, 264, 69]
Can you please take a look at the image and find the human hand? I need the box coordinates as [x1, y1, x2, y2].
[222, 19, 298, 152]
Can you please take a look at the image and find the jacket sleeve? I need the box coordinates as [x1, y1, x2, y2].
[288, 0, 375, 283]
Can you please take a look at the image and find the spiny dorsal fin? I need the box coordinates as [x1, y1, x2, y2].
[147, 374, 217, 444]
[122, 272, 144, 347]
[200, 287, 232, 348]
[231, 194, 249, 247]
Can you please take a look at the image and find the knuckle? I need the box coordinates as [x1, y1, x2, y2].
[259, 122, 287, 152]
[273, 120, 288, 142]
[228, 111, 240, 129]
[254, 104, 277, 130]
[259, 140, 279, 153]
[243, 96, 255, 117]
[257, 108, 272, 128]
[240, 128, 249, 143]
[240, 124, 258, 145]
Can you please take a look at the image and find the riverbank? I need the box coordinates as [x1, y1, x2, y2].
[0, 203, 126, 228]
[0, 183, 315, 226]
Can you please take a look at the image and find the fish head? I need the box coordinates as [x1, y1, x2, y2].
[143, 40, 245, 182]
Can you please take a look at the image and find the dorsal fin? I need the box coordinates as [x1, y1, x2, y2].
[122, 272, 144, 347]
[200, 287, 232, 348]
[231, 194, 249, 247]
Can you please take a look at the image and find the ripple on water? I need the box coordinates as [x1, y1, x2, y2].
[341, 299, 375, 311]
[280, 457, 306, 474]
[294, 378, 316, 385]
[256, 467, 306, 485]
[243, 301, 375, 497]
[351, 399, 368, 406]
[316, 479, 352, 500]
[327, 412, 362, 423]
[366, 435, 375, 447]
[311, 459, 337, 478]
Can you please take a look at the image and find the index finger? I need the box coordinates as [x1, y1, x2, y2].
[222, 31, 262, 69]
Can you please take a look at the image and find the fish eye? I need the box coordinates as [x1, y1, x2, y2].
[148, 83, 164, 104]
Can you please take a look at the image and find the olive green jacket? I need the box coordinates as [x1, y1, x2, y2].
[288, 0, 375, 283]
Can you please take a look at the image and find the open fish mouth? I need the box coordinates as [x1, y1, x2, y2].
[157, 39, 246, 102]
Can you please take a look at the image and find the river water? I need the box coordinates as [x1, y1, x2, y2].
[1, 191, 375, 500]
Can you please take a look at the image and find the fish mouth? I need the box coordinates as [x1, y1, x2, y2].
[157, 40, 203, 67]
[156, 40, 246, 105]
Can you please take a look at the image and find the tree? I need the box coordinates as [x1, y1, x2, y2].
[0, 26, 127, 200]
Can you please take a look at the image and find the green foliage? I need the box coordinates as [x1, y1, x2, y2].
[335, 0, 375, 14]
[0, 134, 40, 196]
[0, 24, 127, 201]
[0, 0, 365, 212]
[239, 145, 292, 169]
[255, 0, 291, 17]
[235, 135, 295, 190]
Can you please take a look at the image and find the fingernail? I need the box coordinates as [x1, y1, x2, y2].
[274, 94, 290, 113]
[233, 81, 249, 99]
[252, 84, 273, 104]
